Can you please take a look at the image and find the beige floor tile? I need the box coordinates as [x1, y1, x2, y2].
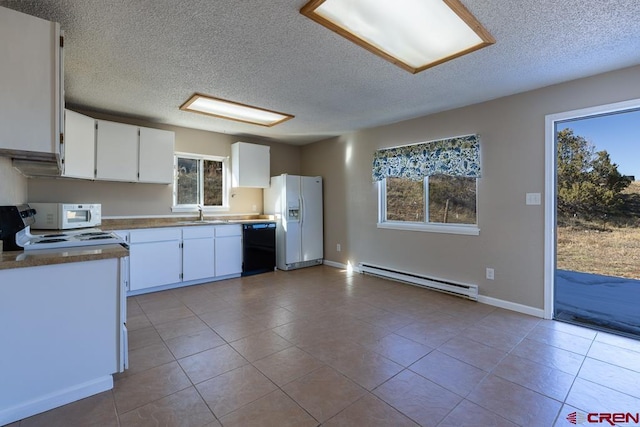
[229, 330, 293, 362]
[538, 319, 598, 340]
[395, 321, 461, 348]
[595, 331, 640, 352]
[323, 345, 404, 390]
[219, 390, 317, 427]
[165, 329, 226, 359]
[566, 377, 640, 413]
[324, 394, 419, 427]
[145, 305, 195, 326]
[438, 335, 508, 371]
[118, 387, 215, 427]
[127, 313, 152, 331]
[460, 322, 524, 352]
[578, 357, 640, 398]
[409, 350, 487, 397]
[365, 333, 433, 367]
[212, 317, 270, 342]
[127, 326, 163, 351]
[526, 324, 594, 355]
[467, 375, 562, 427]
[196, 364, 277, 417]
[374, 369, 461, 426]
[587, 340, 640, 372]
[178, 344, 248, 384]
[197, 307, 249, 328]
[123, 342, 175, 376]
[253, 346, 325, 386]
[283, 365, 366, 422]
[20, 391, 118, 427]
[492, 354, 574, 401]
[476, 309, 541, 337]
[113, 362, 192, 414]
[510, 338, 585, 375]
[438, 400, 518, 427]
[154, 315, 210, 341]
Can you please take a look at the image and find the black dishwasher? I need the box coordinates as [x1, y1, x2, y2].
[242, 223, 276, 276]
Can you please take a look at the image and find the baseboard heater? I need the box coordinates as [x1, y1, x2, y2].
[359, 263, 478, 301]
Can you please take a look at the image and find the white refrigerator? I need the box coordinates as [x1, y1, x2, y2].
[264, 174, 323, 270]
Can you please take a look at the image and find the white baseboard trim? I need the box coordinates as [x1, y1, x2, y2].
[322, 261, 544, 318]
[477, 295, 545, 318]
[0, 375, 113, 426]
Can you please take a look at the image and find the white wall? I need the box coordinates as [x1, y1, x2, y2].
[0, 157, 28, 204]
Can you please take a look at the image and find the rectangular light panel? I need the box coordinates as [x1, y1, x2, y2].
[301, 0, 495, 73]
[180, 93, 294, 127]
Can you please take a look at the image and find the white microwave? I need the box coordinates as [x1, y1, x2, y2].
[29, 203, 102, 230]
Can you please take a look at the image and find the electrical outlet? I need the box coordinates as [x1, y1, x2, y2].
[336, 243, 341, 252]
[486, 268, 495, 280]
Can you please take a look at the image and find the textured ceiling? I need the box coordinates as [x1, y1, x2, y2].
[1, 0, 640, 145]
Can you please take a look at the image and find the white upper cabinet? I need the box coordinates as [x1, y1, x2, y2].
[0, 6, 63, 160]
[231, 142, 270, 188]
[96, 120, 139, 181]
[62, 110, 95, 179]
[138, 127, 175, 184]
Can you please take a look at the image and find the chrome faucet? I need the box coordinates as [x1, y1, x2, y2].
[198, 205, 204, 221]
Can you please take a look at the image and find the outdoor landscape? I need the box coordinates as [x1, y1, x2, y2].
[556, 128, 640, 279]
[555, 125, 640, 336]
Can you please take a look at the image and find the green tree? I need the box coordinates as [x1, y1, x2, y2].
[557, 128, 631, 219]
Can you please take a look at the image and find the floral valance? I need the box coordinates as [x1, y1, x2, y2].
[372, 134, 481, 182]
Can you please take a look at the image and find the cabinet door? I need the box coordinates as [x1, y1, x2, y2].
[231, 142, 270, 188]
[139, 127, 175, 184]
[0, 7, 62, 156]
[63, 110, 95, 179]
[215, 236, 242, 276]
[95, 120, 138, 182]
[183, 238, 216, 281]
[129, 240, 182, 291]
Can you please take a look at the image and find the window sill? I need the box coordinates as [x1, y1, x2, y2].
[377, 221, 480, 235]
[172, 206, 230, 213]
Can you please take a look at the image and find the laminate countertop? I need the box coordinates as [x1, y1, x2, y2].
[0, 244, 129, 271]
[100, 216, 276, 231]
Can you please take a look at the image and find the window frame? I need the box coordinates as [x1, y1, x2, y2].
[377, 176, 480, 235]
[172, 152, 230, 213]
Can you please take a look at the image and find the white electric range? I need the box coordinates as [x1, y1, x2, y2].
[16, 226, 125, 251]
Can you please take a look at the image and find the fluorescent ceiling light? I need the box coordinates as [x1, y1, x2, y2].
[180, 93, 294, 127]
[301, 0, 495, 74]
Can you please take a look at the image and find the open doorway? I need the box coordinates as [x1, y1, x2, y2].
[545, 100, 640, 338]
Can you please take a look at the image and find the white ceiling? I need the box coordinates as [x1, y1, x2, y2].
[2, 0, 640, 145]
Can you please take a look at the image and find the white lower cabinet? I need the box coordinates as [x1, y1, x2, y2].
[182, 226, 216, 281]
[128, 228, 182, 292]
[215, 225, 243, 276]
[121, 224, 242, 294]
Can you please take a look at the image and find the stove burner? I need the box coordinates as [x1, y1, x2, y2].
[86, 236, 113, 240]
[35, 238, 68, 244]
[77, 232, 109, 237]
[43, 233, 67, 238]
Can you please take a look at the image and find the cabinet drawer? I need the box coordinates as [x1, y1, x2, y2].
[182, 226, 215, 239]
[215, 224, 242, 237]
[129, 228, 181, 244]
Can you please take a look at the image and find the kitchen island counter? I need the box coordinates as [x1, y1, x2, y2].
[0, 244, 128, 271]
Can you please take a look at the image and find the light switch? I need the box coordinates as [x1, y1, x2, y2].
[526, 193, 541, 205]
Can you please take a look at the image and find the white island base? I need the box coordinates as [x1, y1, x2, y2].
[0, 257, 125, 425]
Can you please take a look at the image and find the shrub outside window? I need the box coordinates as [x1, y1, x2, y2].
[173, 153, 229, 212]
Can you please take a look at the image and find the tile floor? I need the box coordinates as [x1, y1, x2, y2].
[10, 265, 640, 426]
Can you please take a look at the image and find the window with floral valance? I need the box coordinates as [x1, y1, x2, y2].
[372, 134, 481, 182]
[374, 134, 481, 235]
